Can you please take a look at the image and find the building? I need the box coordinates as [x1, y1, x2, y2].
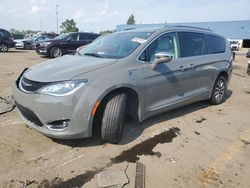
[116, 20, 250, 48]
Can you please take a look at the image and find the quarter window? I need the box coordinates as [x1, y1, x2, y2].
[206, 34, 225, 54]
[178, 32, 208, 57]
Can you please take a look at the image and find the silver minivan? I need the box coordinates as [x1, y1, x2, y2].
[13, 26, 233, 143]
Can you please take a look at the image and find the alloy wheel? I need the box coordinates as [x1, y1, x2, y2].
[0, 43, 8, 52]
[214, 79, 225, 102]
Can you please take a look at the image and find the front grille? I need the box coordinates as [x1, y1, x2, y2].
[20, 77, 49, 92]
[15, 102, 43, 127]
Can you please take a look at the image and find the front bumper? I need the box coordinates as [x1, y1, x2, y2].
[13, 81, 103, 139]
[36, 47, 48, 55]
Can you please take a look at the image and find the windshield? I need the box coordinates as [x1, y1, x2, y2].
[230, 41, 238, 44]
[78, 32, 152, 59]
[55, 33, 68, 40]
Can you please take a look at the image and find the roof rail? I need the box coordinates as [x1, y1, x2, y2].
[124, 28, 136, 31]
[165, 25, 213, 32]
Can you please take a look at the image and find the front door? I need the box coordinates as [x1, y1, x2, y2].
[140, 32, 190, 116]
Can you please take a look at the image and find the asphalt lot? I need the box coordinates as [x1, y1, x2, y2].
[0, 49, 250, 188]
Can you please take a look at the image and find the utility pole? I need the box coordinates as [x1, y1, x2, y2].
[56, 4, 59, 34]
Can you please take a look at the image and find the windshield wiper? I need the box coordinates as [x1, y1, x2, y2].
[84, 53, 104, 58]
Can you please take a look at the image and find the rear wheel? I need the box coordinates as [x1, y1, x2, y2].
[24, 43, 32, 50]
[50, 47, 62, 58]
[0, 43, 8, 52]
[101, 93, 127, 144]
[210, 76, 227, 105]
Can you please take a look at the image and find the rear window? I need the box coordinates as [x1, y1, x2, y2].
[206, 34, 226, 54]
[178, 32, 208, 57]
[79, 34, 90, 40]
[79, 33, 99, 40]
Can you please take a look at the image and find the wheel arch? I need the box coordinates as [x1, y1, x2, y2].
[91, 85, 142, 136]
[218, 71, 229, 81]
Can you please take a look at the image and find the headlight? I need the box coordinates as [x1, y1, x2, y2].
[38, 80, 87, 96]
[41, 42, 51, 46]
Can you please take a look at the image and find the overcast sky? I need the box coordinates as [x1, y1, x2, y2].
[0, 0, 250, 33]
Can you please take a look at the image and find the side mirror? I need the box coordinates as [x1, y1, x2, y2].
[152, 52, 173, 69]
[65, 37, 72, 42]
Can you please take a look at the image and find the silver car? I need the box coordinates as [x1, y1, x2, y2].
[13, 26, 233, 143]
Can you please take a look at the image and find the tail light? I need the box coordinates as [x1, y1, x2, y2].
[9, 35, 14, 41]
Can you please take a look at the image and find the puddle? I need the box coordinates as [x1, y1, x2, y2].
[38, 127, 181, 187]
[111, 127, 181, 163]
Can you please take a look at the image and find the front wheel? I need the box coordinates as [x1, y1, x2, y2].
[101, 93, 127, 144]
[0, 43, 8, 52]
[50, 47, 62, 58]
[210, 76, 227, 105]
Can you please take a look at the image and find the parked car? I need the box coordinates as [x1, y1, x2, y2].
[246, 49, 250, 58]
[15, 34, 56, 50]
[14, 26, 232, 143]
[35, 32, 100, 58]
[229, 41, 240, 51]
[0, 29, 15, 52]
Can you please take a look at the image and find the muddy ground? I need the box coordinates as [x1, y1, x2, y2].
[0, 49, 250, 188]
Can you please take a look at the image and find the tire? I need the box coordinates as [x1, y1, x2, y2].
[0, 43, 8, 52]
[50, 47, 62, 58]
[24, 43, 32, 50]
[101, 93, 127, 144]
[210, 76, 227, 105]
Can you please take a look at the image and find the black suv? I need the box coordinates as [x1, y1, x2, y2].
[36, 32, 100, 58]
[0, 29, 15, 52]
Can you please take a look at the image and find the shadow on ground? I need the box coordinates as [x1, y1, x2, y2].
[4, 50, 28, 53]
[54, 90, 233, 147]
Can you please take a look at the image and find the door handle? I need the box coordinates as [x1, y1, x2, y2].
[187, 64, 195, 70]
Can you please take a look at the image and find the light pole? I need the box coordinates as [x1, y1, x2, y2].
[56, 4, 59, 34]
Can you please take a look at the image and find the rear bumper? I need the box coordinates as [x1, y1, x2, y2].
[15, 43, 24, 49]
[9, 42, 15, 48]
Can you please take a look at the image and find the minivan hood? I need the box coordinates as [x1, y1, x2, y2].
[24, 55, 117, 82]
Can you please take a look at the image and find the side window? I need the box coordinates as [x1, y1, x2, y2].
[37, 36, 43, 41]
[139, 32, 179, 62]
[178, 32, 208, 57]
[0, 31, 4, 37]
[79, 34, 90, 40]
[90, 34, 99, 40]
[206, 34, 225, 54]
[71, 33, 79, 41]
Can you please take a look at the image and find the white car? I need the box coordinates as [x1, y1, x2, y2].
[230, 41, 240, 51]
